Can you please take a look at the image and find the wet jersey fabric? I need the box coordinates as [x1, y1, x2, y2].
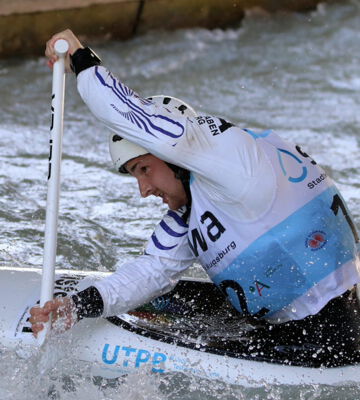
[78, 66, 360, 322]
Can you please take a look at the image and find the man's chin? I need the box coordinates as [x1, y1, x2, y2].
[168, 200, 187, 211]
[167, 200, 177, 210]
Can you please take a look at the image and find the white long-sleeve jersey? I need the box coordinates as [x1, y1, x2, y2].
[78, 66, 360, 322]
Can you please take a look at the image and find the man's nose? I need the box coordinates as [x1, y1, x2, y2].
[138, 178, 154, 198]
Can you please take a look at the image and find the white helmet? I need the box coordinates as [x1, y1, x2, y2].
[109, 95, 197, 174]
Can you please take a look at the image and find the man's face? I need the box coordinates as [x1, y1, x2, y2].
[125, 154, 188, 210]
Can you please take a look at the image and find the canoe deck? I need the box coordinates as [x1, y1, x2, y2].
[108, 279, 360, 369]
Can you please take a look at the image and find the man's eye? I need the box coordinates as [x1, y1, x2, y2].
[141, 166, 148, 173]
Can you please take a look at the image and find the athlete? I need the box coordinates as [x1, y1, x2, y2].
[30, 30, 360, 362]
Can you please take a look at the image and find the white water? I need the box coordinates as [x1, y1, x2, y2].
[1, 0, 360, 398]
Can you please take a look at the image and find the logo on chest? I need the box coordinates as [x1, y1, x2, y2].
[188, 211, 225, 257]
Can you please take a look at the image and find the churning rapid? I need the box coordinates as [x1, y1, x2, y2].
[0, 0, 360, 398]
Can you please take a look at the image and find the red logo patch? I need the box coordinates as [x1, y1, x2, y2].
[305, 231, 327, 251]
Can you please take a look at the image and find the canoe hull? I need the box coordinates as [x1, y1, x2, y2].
[1, 266, 359, 387]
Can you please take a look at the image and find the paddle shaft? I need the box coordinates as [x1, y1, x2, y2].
[38, 39, 69, 344]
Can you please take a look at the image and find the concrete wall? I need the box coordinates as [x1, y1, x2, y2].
[0, 0, 336, 58]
